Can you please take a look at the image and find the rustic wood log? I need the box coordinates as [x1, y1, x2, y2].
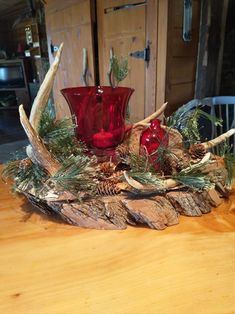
[19, 105, 61, 175]
[167, 191, 211, 217]
[122, 197, 179, 229]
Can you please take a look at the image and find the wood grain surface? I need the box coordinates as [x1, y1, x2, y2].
[1, 170, 235, 314]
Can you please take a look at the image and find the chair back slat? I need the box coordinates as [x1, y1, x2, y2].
[201, 96, 235, 154]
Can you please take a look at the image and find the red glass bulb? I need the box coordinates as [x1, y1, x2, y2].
[140, 118, 168, 168]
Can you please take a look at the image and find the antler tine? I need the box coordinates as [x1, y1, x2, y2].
[19, 105, 60, 175]
[133, 102, 168, 128]
[29, 42, 64, 131]
[201, 129, 235, 150]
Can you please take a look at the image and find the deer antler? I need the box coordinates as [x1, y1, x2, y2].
[29, 43, 64, 131]
[133, 102, 168, 128]
[19, 105, 60, 175]
[201, 129, 235, 150]
[18, 44, 64, 175]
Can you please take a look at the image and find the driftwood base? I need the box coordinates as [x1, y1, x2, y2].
[25, 188, 224, 230]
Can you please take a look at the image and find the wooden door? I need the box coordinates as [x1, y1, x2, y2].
[97, 0, 147, 122]
[45, 0, 95, 118]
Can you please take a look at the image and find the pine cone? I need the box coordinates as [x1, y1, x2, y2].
[109, 170, 124, 183]
[189, 144, 207, 159]
[99, 162, 115, 176]
[116, 143, 129, 159]
[96, 181, 121, 196]
[19, 158, 32, 170]
[161, 154, 179, 175]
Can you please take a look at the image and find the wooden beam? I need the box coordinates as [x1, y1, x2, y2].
[155, 0, 168, 113]
[195, 0, 225, 98]
[145, 0, 158, 117]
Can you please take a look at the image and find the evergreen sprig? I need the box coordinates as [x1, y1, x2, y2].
[38, 109, 86, 160]
[2, 159, 48, 193]
[218, 141, 235, 187]
[52, 155, 98, 196]
[111, 56, 129, 86]
[166, 101, 222, 147]
[129, 151, 155, 173]
[128, 172, 162, 186]
[173, 174, 213, 191]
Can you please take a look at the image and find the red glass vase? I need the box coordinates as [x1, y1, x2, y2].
[61, 86, 134, 155]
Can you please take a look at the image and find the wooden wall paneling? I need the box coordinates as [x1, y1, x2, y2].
[45, 0, 95, 119]
[156, 0, 168, 112]
[165, 0, 200, 116]
[145, 0, 158, 116]
[97, 0, 146, 122]
[215, 0, 229, 94]
[195, 0, 227, 99]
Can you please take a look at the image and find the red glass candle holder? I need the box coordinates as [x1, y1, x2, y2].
[61, 86, 134, 155]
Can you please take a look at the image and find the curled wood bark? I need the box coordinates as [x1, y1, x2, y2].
[29, 43, 64, 131]
[161, 125, 183, 148]
[19, 105, 60, 175]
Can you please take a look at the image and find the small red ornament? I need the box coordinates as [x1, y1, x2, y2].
[140, 119, 168, 168]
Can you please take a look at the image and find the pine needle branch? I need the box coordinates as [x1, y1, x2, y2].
[51, 155, 98, 195]
[111, 55, 129, 86]
[173, 174, 214, 191]
[128, 172, 163, 186]
[217, 141, 235, 187]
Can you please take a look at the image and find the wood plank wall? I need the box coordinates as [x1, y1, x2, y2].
[195, 0, 228, 98]
[97, 0, 146, 122]
[165, 0, 200, 116]
[45, 0, 95, 119]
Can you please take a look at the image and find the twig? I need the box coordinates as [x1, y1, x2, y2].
[82, 48, 88, 86]
[107, 48, 114, 87]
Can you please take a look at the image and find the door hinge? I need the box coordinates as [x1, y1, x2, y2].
[129, 45, 150, 62]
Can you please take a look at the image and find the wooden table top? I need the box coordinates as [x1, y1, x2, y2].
[1, 172, 235, 314]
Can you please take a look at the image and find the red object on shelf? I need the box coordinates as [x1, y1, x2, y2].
[140, 119, 169, 168]
[61, 86, 134, 154]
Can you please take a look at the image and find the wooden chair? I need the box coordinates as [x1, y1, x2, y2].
[203, 96, 235, 153]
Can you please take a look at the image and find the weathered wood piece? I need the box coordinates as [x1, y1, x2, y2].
[203, 189, 223, 207]
[122, 197, 179, 230]
[167, 191, 211, 217]
[27, 195, 136, 230]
